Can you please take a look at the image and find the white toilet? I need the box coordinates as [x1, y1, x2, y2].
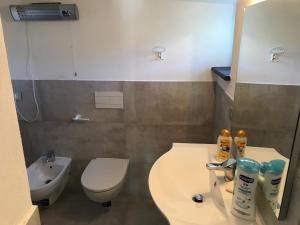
[81, 158, 129, 206]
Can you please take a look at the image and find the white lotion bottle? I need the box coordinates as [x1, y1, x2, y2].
[231, 157, 260, 221]
[263, 160, 286, 210]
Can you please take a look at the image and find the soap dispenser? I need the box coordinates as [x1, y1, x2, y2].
[231, 157, 260, 221]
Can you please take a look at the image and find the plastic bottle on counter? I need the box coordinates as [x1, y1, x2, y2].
[263, 160, 286, 211]
[231, 157, 260, 221]
[234, 130, 247, 158]
[216, 129, 232, 162]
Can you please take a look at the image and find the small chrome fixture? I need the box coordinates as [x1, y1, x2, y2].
[72, 114, 90, 122]
[153, 46, 166, 60]
[270, 47, 285, 63]
[192, 194, 204, 203]
[206, 158, 236, 181]
[42, 150, 56, 164]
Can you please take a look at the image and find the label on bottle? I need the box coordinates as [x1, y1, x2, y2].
[217, 137, 232, 161]
[263, 173, 282, 210]
[235, 137, 247, 157]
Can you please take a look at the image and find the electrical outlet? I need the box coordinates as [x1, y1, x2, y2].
[14, 92, 22, 102]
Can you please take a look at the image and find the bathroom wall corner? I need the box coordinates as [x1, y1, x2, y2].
[213, 82, 233, 141]
[26, 206, 41, 225]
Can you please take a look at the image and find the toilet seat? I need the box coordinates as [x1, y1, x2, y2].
[81, 158, 129, 193]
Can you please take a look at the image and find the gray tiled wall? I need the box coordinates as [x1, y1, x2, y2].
[232, 83, 300, 158]
[13, 80, 215, 197]
[213, 83, 233, 140]
[213, 82, 300, 159]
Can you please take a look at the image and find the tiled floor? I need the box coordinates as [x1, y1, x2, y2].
[39, 193, 169, 225]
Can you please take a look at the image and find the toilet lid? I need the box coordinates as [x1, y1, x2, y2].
[81, 158, 129, 192]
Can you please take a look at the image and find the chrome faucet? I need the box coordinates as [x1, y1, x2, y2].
[42, 150, 56, 163]
[206, 158, 236, 181]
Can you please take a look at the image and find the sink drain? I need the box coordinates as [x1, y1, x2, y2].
[192, 194, 204, 203]
[45, 179, 52, 184]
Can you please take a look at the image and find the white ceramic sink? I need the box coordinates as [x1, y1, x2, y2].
[149, 144, 227, 225]
[149, 143, 266, 225]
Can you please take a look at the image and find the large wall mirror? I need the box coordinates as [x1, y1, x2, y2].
[231, 0, 300, 220]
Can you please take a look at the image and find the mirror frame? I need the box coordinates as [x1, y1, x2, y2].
[279, 109, 300, 220]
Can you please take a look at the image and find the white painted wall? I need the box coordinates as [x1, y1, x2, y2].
[0, 16, 40, 225]
[237, 0, 300, 85]
[0, 0, 235, 81]
[215, 0, 266, 100]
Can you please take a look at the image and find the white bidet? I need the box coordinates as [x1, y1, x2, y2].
[27, 156, 72, 206]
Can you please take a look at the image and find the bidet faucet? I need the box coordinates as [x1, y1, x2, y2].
[206, 158, 236, 181]
[42, 150, 56, 163]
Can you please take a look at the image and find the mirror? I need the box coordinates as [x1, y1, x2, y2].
[231, 0, 300, 220]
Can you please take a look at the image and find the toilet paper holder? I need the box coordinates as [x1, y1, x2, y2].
[72, 114, 90, 122]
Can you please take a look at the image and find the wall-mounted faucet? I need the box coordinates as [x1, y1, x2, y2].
[42, 150, 56, 164]
[206, 158, 236, 181]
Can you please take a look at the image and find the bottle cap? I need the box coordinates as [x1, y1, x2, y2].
[237, 157, 260, 174]
[221, 129, 231, 137]
[267, 160, 286, 176]
[236, 130, 247, 138]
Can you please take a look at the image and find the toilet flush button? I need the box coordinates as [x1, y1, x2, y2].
[95, 92, 123, 109]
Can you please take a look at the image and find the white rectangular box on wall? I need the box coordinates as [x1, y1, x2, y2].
[95, 91, 123, 109]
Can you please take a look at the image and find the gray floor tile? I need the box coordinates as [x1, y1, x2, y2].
[39, 193, 168, 225]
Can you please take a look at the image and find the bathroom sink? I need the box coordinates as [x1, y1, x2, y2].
[149, 144, 227, 225]
[149, 143, 265, 225]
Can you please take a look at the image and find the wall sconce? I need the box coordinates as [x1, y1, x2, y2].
[153, 46, 166, 60]
[270, 47, 285, 63]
